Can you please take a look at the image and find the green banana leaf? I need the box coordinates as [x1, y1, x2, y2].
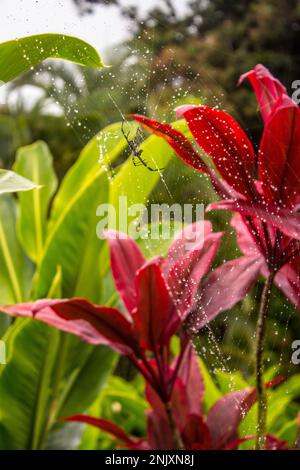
[0, 319, 115, 450]
[13, 141, 57, 263]
[0, 34, 104, 84]
[33, 123, 127, 301]
[0, 195, 34, 304]
[0, 319, 60, 449]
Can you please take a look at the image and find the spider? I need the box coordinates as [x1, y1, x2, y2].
[121, 120, 164, 172]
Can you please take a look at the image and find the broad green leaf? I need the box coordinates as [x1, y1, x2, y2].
[47, 265, 62, 299]
[0, 319, 116, 450]
[266, 375, 300, 434]
[215, 369, 249, 394]
[33, 123, 126, 301]
[0, 169, 39, 194]
[0, 313, 10, 338]
[49, 121, 127, 225]
[56, 344, 116, 418]
[278, 418, 298, 445]
[268, 395, 291, 430]
[14, 141, 57, 263]
[0, 319, 60, 450]
[44, 336, 116, 449]
[0, 195, 33, 303]
[272, 374, 300, 401]
[0, 34, 104, 84]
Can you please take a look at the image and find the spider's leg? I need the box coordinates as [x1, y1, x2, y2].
[144, 163, 165, 172]
[121, 120, 131, 142]
[135, 152, 164, 172]
[132, 155, 144, 166]
[121, 119, 126, 136]
[135, 151, 148, 166]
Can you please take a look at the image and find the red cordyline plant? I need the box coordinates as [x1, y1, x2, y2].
[130, 64, 300, 449]
[2, 222, 263, 450]
[66, 348, 287, 450]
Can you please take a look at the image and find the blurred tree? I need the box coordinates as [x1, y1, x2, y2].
[0, 93, 83, 179]
[73, 0, 300, 140]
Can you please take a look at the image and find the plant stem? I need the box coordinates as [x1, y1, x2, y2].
[164, 401, 184, 450]
[255, 272, 275, 450]
[152, 347, 184, 450]
[168, 340, 188, 397]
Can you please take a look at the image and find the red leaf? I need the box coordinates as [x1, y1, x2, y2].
[222, 435, 254, 450]
[182, 414, 211, 450]
[265, 376, 285, 389]
[208, 198, 300, 241]
[144, 356, 194, 441]
[231, 214, 264, 258]
[145, 367, 190, 432]
[0, 299, 132, 353]
[131, 114, 241, 202]
[103, 230, 146, 313]
[147, 411, 176, 450]
[52, 298, 139, 355]
[133, 260, 179, 351]
[186, 256, 263, 331]
[259, 95, 300, 208]
[164, 221, 222, 317]
[179, 105, 257, 198]
[231, 215, 300, 311]
[176, 344, 205, 417]
[266, 434, 289, 450]
[2, 299, 57, 318]
[275, 259, 300, 310]
[2, 298, 138, 355]
[130, 114, 209, 173]
[165, 221, 213, 267]
[65, 415, 148, 450]
[145, 381, 167, 420]
[169, 377, 191, 431]
[206, 388, 256, 449]
[146, 347, 204, 434]
[175, 104, 198, 118]
[2, 299, 76, 330]
[239, 64, 287, 122]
